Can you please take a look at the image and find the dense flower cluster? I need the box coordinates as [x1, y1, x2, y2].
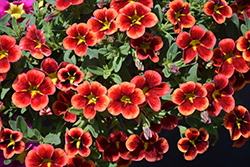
[1, 0, 250, 166]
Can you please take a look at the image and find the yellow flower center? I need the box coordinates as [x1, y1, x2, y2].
[144, 142, 149, 150]
[27, 85, 44, 98]
[120, 95, 132, 104]
[189, 40, 201, 51]
[142, 87, 149, 94]
[185, 93, 196, 103]
[213, 4, 224, 14]
[99, 18, 111, 31]
[40, 159, 53, 167]
[129, 11, 143, 26]
[85, 92, 98, 105]
[33, 40, 42, 49]
[115, 141, 120, 149]
[7, 135, 16, 150]
[5, 3, 26, 20]
[235, 116, 248, 129]
[70, 136, 82, 149]
[75, 34, 86, 45]
[47, 72, 58, 85]
[212, 89, 221, 103]
[0, 49, 8, 60]
[67, 72, 76, 85]
[139, 42, 150, 53]
[189, 138, 196, 147]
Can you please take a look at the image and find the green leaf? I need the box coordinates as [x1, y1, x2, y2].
[86, 48, 98, 59]
[9, 120, 17, 131]
[113, 56, 125, 72]
[44, 133, 61, 145]
[186, 63, 198, 82]
[167, 42, 178, 61]
[110, 73, 122, 84]
[68, 108, 83, 115]
[87, 66, 104, 76]
[162, 67, 171, 78]
[21, 108, 27, 114]
[241, 24, 248, 36]
[29, 15, 36, 26]
[119, 45, 130, 55]
[178, 125, 187, 138]
[243, 11, 250, 30]
[98, 48, 108, 55]
[153, 4, 163, 23]
[79, 7, 93, 14]
[33, 128, 43, 140]
[231, 13, 239, 29]
[86, 124, 98, 138]
[1, 87, 10, 99]
[0, 14, 11, 25]
[45, 0, 56, 5]
[16, 116, 29, 137]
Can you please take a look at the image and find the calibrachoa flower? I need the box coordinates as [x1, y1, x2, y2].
[224, 105, 250, 141]
[126, 131, 169, 162]
[232, 136, 249, 148]
[0, 0, 34, 24]
[57, 64, 84, 92]
[130, 33, 163, 63]
[116, 2, 158, 39]
[19, 25, 51, 59]
[230, 0, 250, 21]
[177, 127, 209, 161]
[107, 82, 145, 119]
[62, 23, 97, 57]
[229, 71, 250, 91]
[12, 69, 56, 111]
[0, 35, 22, 73]
[67, 154, 96, 167]
[176, 25, 216, 64]
[41, 58, 70, 85]
[55, 0, 83, 11]
[204, 74, 235, 117]
[65, 127, 92, 157]
[25, 144, 68, 167]
[52, 90, 77, 123]
[71, 81, 109, 120]
[236, 30, 250, 62]
[130, 70, 170, 111]
[212, 38, 249, 78]
[87, 7, 118, 43]
[95, 131, 129, 162]
[110, 0, 153, 13]
[0, 128, 25, 159]
[0, 72, 7, 82]
[172, 81, 209, 116]
[203, 0, 233, 24]
[39, 105, 53, 116]
[166, 0, 195, 34]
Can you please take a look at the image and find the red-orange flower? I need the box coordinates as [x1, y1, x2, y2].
[176, 25, 216, 64]
[229, 71, 250, 91]
[204, 0, 233, 24]
[66, 154, 96, 167]
[230, 0, 250, 21]
[0, 128, 25, 159]
[130, 70, 170, 111]
[130, 33, 163, 63]
[116, 2, 158, 39]
[19, 25, 51, 59]
[166, 0, 195, 34]
[87, 7, 118, 43]
[0, 35, 22, 73]
[63, 23, 97, 57]
[57, 64, 84, 92]
[25, 144, 68, 167]
[110, 0, 153, 13]
[12, 69, 56, 111]
[172, 81, 209, 116]
[71, 81, 109, 120]
[52, 90, 77, 123]
[107, 82, 145, 119]
[236, 30, 250, 62]
[65, 127, 92, 157]
[95, 131, 129, 162]
[212, 38, 249, 78]
[126, 131, 169, 162]
[55, 0, 83, 11]
[204, 74, 235, 117]
[0, 73, 7, 82]
[224, 105, 250, 141]
[177, 127, 209, 161]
